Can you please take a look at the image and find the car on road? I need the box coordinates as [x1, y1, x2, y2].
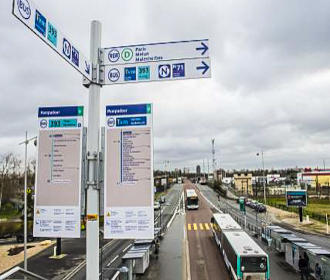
[154, 201, 161, 211]
[255, 203, 267, 213]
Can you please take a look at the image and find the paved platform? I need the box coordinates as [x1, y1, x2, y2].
[139, 211, 184, 280]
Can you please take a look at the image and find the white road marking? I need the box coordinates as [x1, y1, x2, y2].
[107, 255, 119, 267]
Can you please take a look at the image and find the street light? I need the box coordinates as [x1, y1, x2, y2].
[256, 151, 266, 204]
[19, 131, 37, 272]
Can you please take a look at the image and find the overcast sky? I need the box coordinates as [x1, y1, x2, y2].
[1, 0, 330, 171]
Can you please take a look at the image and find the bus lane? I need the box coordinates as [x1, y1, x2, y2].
[184, 181, 230, 280]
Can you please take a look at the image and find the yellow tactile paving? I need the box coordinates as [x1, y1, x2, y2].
[186, 223, 212, 231]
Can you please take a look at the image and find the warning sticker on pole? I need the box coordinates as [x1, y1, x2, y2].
[34, 106, 84, 238]
[104, 104, 154, 239]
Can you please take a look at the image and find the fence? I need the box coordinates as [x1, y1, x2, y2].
[267, 201, 327, 223]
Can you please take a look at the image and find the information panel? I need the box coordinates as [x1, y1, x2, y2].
[286, 190, 307, 207]
[34, 106, 84, 238]
[104, 104, 154, 239]
[12, 0, 91, 80]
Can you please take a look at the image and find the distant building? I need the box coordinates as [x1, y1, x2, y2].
[234, 173, 253, 195]
[213, 169, 226, 182]
[196, 165, 201, 176]
[297, 169, 330, 189]
[266, 174, 281, 184]
[222, 177, 234, 185]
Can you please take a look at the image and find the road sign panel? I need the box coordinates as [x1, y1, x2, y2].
[12, 0, 92, 81]
[100, 39, 209, 65]
[286, 190, 307, 207]
[100, 58, 211, 85]
[104, 104, 154, 239]
[34, 106, 84, 238]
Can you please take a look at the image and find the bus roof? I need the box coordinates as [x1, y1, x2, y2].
[223, 231, 267, 257]
[213, 213, 241, 231]
[186, 189, 197, 198]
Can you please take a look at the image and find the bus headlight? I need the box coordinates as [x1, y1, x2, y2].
[260, 263, 265, 269]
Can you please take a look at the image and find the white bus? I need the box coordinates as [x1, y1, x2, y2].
[211, 213, 241, 247]
[211, 213, 270, 280]
[186, 189, 199, 210]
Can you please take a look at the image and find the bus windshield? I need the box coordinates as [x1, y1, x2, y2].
[241, 256, 267, 273]
[187, 197, 198, 205]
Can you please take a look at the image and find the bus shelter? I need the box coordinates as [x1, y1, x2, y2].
[306, 248, 330, 280]
[271, 230, 299, 253]
[285, 241, 320, 271]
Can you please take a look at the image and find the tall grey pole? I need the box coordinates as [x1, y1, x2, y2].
[262, 151, 266, 204]
[86, 20, 101, 280]
[24, 131, 28, 271]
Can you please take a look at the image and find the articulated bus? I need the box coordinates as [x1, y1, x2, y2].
[211, 214, 270, 280]
[186, 189, 199, 210]
[211, 213, 241, 247]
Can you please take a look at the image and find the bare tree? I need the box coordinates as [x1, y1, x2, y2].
[0, 153, 22, 210]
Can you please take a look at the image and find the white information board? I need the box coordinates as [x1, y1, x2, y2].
[100, 58, 210, 85]
[104, 104, 154, 239]
[12, 0, 92, 81]
[34, 106, 84, 238]
[100, 39, 209, 65]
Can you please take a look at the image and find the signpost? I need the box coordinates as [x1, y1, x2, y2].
[286, 190, 307, 223]
[286, 190, 307, 207]
[100, 39, 209, 65]
[12, 0, 92, 81]
[34, 106, 84, 238]
[12, 2, 212, 277]
[104, 104, 154, 239]
[100, 58, 210, 85]
[99, 39, 210, 85]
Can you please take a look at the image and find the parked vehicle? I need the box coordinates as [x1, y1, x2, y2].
[154, 202, 161, 211]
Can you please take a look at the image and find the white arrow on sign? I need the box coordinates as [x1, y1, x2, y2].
[12, 0, 92, 81]
[100, 58, 211, 85]
[100, 39, 209, 66]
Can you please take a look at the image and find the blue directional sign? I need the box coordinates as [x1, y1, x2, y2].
[12, 0, 92, 81]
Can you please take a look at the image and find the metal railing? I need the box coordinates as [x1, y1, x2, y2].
[0, 266, 47, 280]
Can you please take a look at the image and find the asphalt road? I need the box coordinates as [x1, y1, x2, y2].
[195, 184, 305, 280]
[185, 181, 230, 280]
[197, 184, 330, 250]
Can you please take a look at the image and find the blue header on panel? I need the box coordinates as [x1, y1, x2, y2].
[106, 104, 151, 116]
[38, 106, 84, 117]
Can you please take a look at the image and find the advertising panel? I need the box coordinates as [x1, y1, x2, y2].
[286, 190, 307, 207]
[104, 104, 154, 239]
[34, 106, 83, 238]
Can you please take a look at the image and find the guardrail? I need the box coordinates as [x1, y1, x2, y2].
[0, 266, 47, 280]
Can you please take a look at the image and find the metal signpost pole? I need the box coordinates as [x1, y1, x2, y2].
[24, 131, 28, 271]
[86, 20, 101, 280]
[262, 151, 266, 204]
